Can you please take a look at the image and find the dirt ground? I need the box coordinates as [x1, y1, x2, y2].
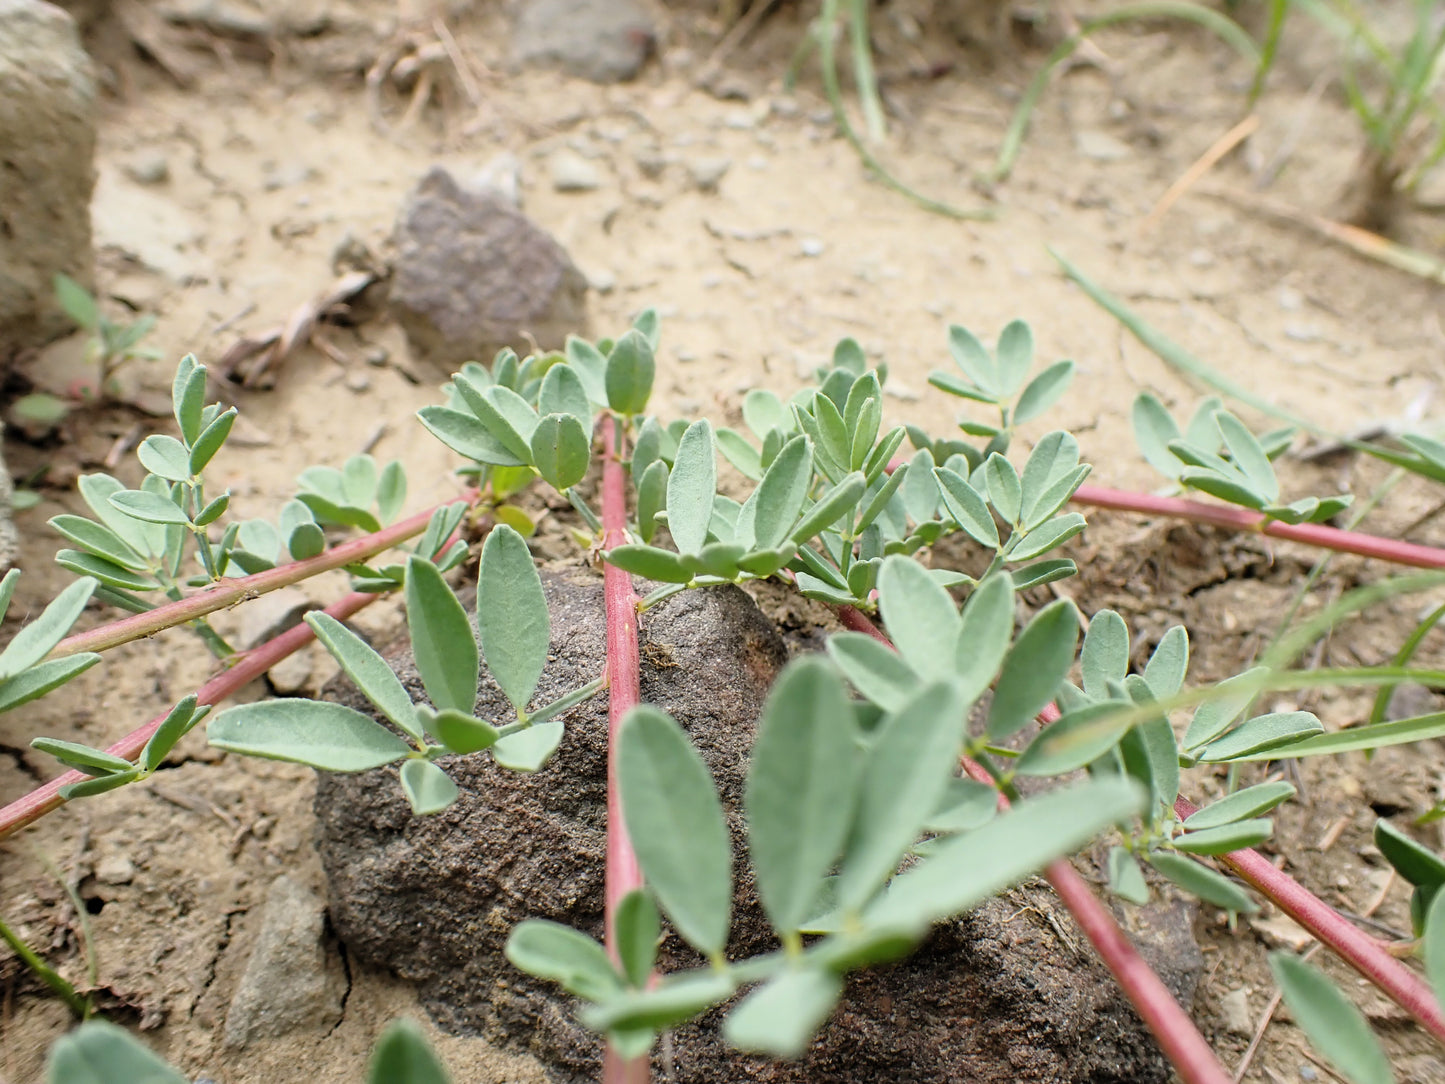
[4, 1, 1445, 1081]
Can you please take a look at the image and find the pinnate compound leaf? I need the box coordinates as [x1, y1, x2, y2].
[31, 737, 135, 776]
[1143, 625, 1189, 699]
[0, 576, 96, 679]
[877, 554, 961, 682]
[417, 407, 527, 466]
[1179, 469, 1266, 510]
[1132, 393, 1184, 479]
[583, 973, 736, 1034]
[947, 324, 995, 393]
[868, 777, 1145, 928]
[46, 1019, 188, 1084]
[983, 454, 1022, 524]
[304, 612, 419, 739]
[667, 420, 717, 555]
[1269, 953, 1395, 1084]
[723, 968, 842, 1058]
[1081, 609, 1129, 701]
[1013, 359, 1075, 424]
[0, 653, 101, 713]
[606, 329, 655, 415]
[1374, 820, 1445, 890]
[426, 708, 500, 754]
[615, 890, 661, 988]
[837, 682, 965, 913]
[1184, 667, 1267, 750]
[138, 435, 192, 482]
[406, 555, 479, 716]
[934, 467, 999, 548]
[986, 598, 1079, 740]
[827, 631, 915, 712]
[59, 769, 142, 799]
[753, 435, 813, 548]
[109, 489, 189, 526]
[1197, 711, 1323, 762]
[141, 696, 207, 772]
[954, 572, 1015, 705]
[1184, 782, 1296, 831]
[620, 706, 732, 957]
[366, 1020, 452, 1084]
[1015, 701, 1133, 776]
[993, 319, 1033, 397]
[209, 700, 411, 770]
[531, 414, 590, 492]
[506, 920, 623, 1003]
[1174, 818, 1273, 855]
[188, 408, 237, 474]
[1148, 852, 1257, 914]
[492, 720, 565, 771]
[604, 544, 693, 584]
[80, 473, 165, 558]
[400, 759, 460, 815]
[790, 472, 865, 545]
[747, 658, 861, 935]
[1217, 412, 1279, 504]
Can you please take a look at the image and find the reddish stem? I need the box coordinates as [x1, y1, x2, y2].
[599, 414, 648, 1084]
[1071, 484, 1445, 570]
[843, 603, 1232, 1084]
[0, 589, 378, 839]
[51, 492, 476, 659]
[1173, 796, 1445, 1045]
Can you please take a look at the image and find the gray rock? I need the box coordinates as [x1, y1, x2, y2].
[389, 167, 589, 373]
[0, 0, 96, 365]
[550, 149, 602, 193]
[223, 875, 344, 1049]
[315, 569, 1200, 1083]
[512, 0, 655, 84]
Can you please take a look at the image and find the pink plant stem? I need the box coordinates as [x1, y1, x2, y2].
[837, 603, 1233, 1084]
[0, 589, 378, 840]
[50, 492, 477, 659]
[1070, 484, 1445, 570]
[599, 414, 649, 1084]
[1173, 796, 1445, 1045]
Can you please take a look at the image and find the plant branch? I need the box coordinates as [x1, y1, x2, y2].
[0, 589, 379, 840]
[1070, 484, 1445, 570]
[1174, 795, 1445, 1046]
[838, 604, 1231, 1084]
[50, 493, 476, 659]
[599, 413, 649, 1084]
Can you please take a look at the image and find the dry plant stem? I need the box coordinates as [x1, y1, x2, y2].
[1071, 484, 1445, 570]
[835, 604, 1233, 1084]
[1173, 795, 1445, 1046]
[0, 589, 378, 841]
[50, 493, 475, 660]
[600, 413, 649, 1084]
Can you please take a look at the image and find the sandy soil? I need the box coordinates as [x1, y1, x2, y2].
[4, 1, 1445, 1081]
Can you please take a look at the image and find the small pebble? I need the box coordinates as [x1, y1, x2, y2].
[690, 157, 732, 193]
[635, 147, 667, 179]
[346, 372, 372, 393]
[1188, 248, 1214, 267]
[470, 152, 522, 209]
[1299, 1068, 1317, 1082]
[800, 238, 825, 257]
[1284, 321, 1321, 343]
[674, 347, 697, 364]
[588, 267, 617, 294]
[1277, 285, 1304, 311]
[550, 150, 602, 192]
[1219, 988, 1252, 1037]
[723, 109, 755, 130]
[96, 856, 136, 886]
[674, 396, 701, 414]
[364, 345, 389, 367]
[122, 152, 170, 186]
[1074, 130, 1131, 161]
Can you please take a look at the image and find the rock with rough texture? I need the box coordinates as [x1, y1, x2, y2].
[315, 569, 1200, 1083]
[389, 168, 588, 373]
[0, 0, 96, 364]
[512, 0, 656, 84]
[223, 874, 345, 1050]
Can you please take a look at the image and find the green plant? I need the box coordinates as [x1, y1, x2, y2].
[8, 313, 1445, 1084]
[51, 273, 162, 398]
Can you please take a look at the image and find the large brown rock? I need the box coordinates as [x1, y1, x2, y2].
[314, 568, 1200, 1082]
[0, 0, 96, 366]
[388, 167, 588, 375]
